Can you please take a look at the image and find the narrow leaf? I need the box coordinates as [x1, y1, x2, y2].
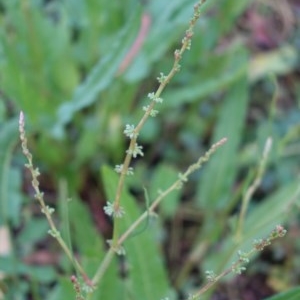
[197, 73, 249, 211]
[101, 165, 174, 300]
[52, 7, 141, 136]
[264, 286, 300, 300]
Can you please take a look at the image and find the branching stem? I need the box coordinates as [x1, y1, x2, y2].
[93, 137, 227, 285]
[111, 0, 207, 250]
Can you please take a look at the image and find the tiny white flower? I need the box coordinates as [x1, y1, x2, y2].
[154, 97, 163, 103]
[124, 124, 138, 139]
[205, 270, 216, 282]
[147, 92, 163, 104]
[41, 205, 55, 215]
[126, 143, 144, 158]
[147, 92, 155, 100]
[143, 106, 159, 117]
[103, 201, 114, 216]
[150, 109, 159, 117]
[103, 201, 125, 218]
[115, 164, 134, 175]
[237, 250, 249, 263]
[157, 72, 167, 84]
[126, 167, 134, 175]
[115, 164, 123, 173]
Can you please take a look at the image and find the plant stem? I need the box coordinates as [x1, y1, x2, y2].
[93, 137, 226, 285]
[18, 112, 92, 286]
[190, 225, 287, 299]
[236, 138, 272, 241]
[111, 0, 207, 249]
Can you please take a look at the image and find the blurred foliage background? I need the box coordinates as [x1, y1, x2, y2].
[0, 0, 300, 299]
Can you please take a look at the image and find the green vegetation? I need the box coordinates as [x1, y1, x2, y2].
[0, 0, 299, 299]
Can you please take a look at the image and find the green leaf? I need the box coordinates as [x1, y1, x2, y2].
[204, 0, 253, 35]
[0, 118, 19, 225]
[101, 165, 174, 300]
[52, 6, 141, 137]
[68, 198, 103, 257]
[149, 164, 181, 218]
[242, 183, 300, 242]
[17, 218, 49, 246]
[162, 49, 248, 109]
[249, 45, 298, 82]
[196, 73, 249, 212]
[203, 181, 299, 274]
[68, 197, 123, 299]
[27, 265, 57, 283]
[264, 287, 300, 300]
[0, 3, 72, 126]
[46, 277, 75, 300]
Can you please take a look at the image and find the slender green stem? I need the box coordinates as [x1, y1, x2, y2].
[93, 137, 227, 285]
[18, 112, 92, 286]
[111, 0, 207, 249]
[190, 225, 287, 299]
[236, 138, 272, 241]
[91, 248, 115, 287]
